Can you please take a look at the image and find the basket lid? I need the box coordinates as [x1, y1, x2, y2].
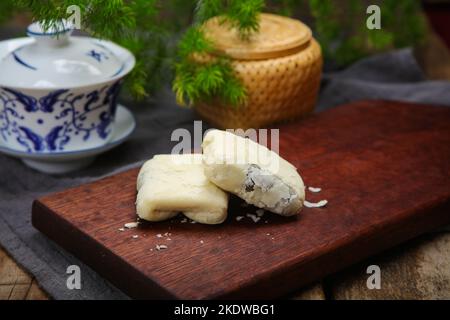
[202, 13, 312, 60]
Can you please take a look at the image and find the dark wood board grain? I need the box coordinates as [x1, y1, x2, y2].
[32, 100, 450, 299]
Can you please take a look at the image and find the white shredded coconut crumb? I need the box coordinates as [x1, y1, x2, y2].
[190, 220, 197, 224]
[118, 228, 125, 232]
[164, 232, 169, 237]
[200, 240, 204, 244]
[264, 220, 268, 224]
[156, 234, 163, 238]
[271, 237, 275, 240]
[180, 218, 187, 223]
[156, 244, 167, 251]
[132, 235, 139, 239]
[256, 209, 265, 217]
[308, 187, 322, 193]
[246, 213, 260, 223]
[266, 233, 271, 236]
[304, 200, 328, 208]
[236, 216, 244, 222]
[124, 222, 139, 229]
[150, 248, 153, 251]
[167, 238, 171, 241]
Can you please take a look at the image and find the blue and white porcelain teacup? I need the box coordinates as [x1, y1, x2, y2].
[0, 21, 135, 153]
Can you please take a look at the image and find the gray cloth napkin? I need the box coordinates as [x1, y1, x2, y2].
[1, 48, 449, 299]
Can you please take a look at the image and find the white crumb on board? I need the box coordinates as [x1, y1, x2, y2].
[156, 244, 167, 251]
[246, 213, 260, 223]
[124, 222, 139, 229]
[132, 235, 139, 239]
[236, 216, 244, 222]
[200, 240, 204, 244]
[190, 220, 197, 224]
[156, 233, 162, 238]
[118, 227, 125, 232]
[308, 186, 322, 193]
[180, 218, 187, 223]
[304, 200, 328, 208]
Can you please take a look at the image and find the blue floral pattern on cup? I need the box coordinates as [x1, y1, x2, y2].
[0, 81, 121, 153]
[86, 49, 109, 62]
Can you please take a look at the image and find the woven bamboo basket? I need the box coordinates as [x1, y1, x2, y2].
[195, 13, 323, 129]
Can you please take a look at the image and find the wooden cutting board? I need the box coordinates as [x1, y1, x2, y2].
[32, 100, 450, 299]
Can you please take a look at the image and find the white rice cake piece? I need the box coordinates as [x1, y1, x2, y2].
[202, 130, 305, 216]
[136, 154, 228, 224]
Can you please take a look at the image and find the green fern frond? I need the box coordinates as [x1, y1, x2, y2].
[173, 0, 263, 107]
[194, 0, 223, 23]
[177, 27, 214, 58]
[227, 0, 264, 39]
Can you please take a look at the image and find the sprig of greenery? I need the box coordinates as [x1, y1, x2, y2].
[173, 0, 263, 107]
[226, 0, 264, 39]
[0, 0, 426, 103]
[174, 54, 247, 107]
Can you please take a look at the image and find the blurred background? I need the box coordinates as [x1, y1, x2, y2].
[0, 0, 449, 92]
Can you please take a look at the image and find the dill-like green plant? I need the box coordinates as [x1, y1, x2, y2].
[0, 0, 426, 104]
[173, 0, 264, 107]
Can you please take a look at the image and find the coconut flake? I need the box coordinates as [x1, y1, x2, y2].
[236, 216, 244, 222]
[124, 222, 139, 229]
[246, 213, 260, 223]
[156, 233, 163, 238]
[132, 235, 139, 239]
[180, 218, 187, 223]
[304, 200, 328, 208]
[308, 187, 322, 193]
[156, 244, 167, 251]
[118, 227, 125, 232]
[256, 209, 265, 217]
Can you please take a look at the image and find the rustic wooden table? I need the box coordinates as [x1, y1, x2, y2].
[1, 23, 449, 301]
[0, 248, 48, 300]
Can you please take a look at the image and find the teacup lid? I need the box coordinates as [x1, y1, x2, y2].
[202, 13, 312, 60]
[0, 21, 129, 89]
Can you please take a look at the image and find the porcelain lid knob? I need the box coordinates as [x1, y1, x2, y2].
[26, 20, 73, 48]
